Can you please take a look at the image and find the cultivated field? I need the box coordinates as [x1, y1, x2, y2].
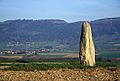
[0, 61, 120, 81]
[0, 52, 120, 81]
[0, 68, 120, 81]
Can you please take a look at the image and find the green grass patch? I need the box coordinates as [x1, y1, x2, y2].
[96, 62, 120, 68]
[0, 59, 78, 64]
[2, 63, 92, 71]
[0, 60, 120, 71]
[0, 59, 30, 63]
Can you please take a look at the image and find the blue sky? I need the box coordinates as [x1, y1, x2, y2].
[0, 0, 120, 22]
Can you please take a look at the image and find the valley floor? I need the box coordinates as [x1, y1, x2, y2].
[0, 67, 120, 81]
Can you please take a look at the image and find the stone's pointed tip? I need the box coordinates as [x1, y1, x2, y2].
[84, 21, 89, 23]
[82, 21, 91, 29]
[83, 21, 90, 25]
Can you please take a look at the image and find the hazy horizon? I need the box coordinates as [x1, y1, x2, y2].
[0, 0, 120, 22]
[1, 17, 120, 23]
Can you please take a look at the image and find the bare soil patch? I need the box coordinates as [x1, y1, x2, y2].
[112, 44, 120, 46]
[0, 66, 11, 69]
[0, 67, 119, 81]
[0, 56, 23, 59]
[64, 54, 79, 58]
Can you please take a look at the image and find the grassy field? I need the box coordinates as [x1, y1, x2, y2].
[0, 58, 120, 81]
[0, 50, 120, 71]
[0, 59, 120, 71]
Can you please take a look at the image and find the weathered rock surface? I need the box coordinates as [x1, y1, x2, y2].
[79, 21, 95, 66]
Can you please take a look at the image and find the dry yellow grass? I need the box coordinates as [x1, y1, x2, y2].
[0, 56, 23, 59]
[64, 54, 79, 58]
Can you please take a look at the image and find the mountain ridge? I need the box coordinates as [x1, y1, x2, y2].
[0, 17, 120, 51]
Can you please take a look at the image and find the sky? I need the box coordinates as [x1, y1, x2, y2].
[0, 0, 120, 22]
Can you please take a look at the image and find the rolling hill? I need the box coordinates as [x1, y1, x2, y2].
[0, 17, 120, 52]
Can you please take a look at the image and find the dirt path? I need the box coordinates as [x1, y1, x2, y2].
[0, 67, 120, 81]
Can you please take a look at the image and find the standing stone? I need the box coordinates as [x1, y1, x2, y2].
[79, 21, 95, 66]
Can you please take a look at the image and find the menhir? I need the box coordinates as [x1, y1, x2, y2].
[79, 21, 95, 66]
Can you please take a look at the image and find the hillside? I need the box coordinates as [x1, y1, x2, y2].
[0, 17, 120, 52]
